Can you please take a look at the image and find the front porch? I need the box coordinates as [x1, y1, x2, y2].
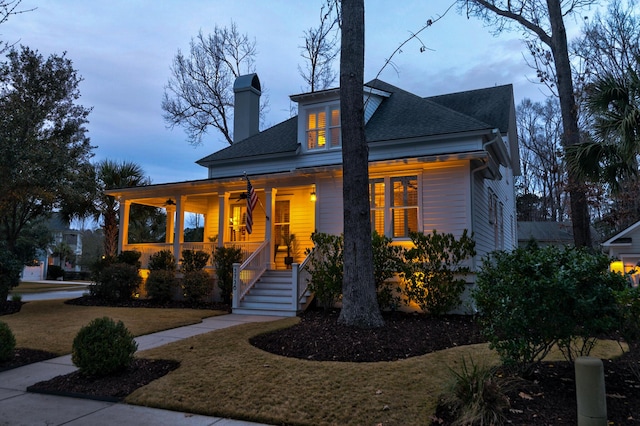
[109, 177, 318, 315]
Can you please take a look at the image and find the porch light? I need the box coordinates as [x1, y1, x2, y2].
[310, 191, 316, 202]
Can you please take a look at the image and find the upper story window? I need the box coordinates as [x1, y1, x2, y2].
[307, 105, 340, 150]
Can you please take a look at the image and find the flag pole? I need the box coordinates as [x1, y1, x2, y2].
[244, 172, 270, 221]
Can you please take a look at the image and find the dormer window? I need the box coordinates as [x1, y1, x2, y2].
[307, 105, 341, 150]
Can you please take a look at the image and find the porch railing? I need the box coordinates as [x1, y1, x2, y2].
[293, 249, 314, 310]
[232, 240, 269, 309]
[224, 241, 262, 262]
[125, 241, 261, 269]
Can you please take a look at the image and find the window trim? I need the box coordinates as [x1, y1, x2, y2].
[369, 173, 421, 239]
[303, 103, 341, 152]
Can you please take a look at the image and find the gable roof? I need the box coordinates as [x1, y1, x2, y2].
[602, 220, 640, 246]
[363, 79, 496, 142]
[197, 117, 298, 165]
[428, 84, 514, 134]
[197, 79, 513, 167]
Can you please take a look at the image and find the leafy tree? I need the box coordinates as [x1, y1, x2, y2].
[93, 160, 149, 259]
[475, 245, 628, 372]
[299, 1, 340, 92]
[0, 46, 93, 260]
[463, 0, 595, 247]
[338, 0, 384, 328]
[162, 22, 266, 146]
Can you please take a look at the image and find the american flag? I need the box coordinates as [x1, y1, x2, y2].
[246, 176, 258, 234]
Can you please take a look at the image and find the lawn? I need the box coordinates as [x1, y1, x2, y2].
[1, 299, 222, 355]
[1, 301, 628, 425]
[128, 317, 625, 426]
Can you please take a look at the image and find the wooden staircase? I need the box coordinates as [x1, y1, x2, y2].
[232, 269, 310, 317]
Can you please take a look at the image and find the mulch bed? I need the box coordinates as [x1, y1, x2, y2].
[2, 300, 639, 424]
[26, 359, 180, 402]
[250, 309, 486, 362]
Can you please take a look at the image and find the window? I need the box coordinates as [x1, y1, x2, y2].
[307, 105, 340, 150]
[369, 175, 419, 238]
[370, 179, 385, 235]
[391, 176, 418, 238]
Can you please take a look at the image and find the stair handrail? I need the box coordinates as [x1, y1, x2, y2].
[232, 240, 269, 309]
[294, 248, 315, 310]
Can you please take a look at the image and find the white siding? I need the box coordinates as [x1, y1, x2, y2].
[421, 162, 471, 236]
[316, 175, 344, 235]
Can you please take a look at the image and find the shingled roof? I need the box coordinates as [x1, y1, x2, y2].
[197, 79, 511, 166]
[427, 84, 514, 134]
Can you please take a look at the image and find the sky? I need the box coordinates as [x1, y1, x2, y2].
[0, 0, 595, 185]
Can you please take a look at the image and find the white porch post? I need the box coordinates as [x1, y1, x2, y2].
[217, 193, 228, 248]
[265, 188, 276, 269]
[166, 206, 175, 244]
[173, 196, 185, 267]
[118, 199, 131, 253]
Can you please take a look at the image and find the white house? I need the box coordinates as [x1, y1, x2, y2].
[106, 74, 520, 315]
[602, 221, 640, 287]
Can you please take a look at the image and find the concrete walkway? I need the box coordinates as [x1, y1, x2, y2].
[0, 313, 285, 425]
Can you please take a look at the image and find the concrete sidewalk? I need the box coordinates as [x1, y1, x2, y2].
[0, 313, 284, 425]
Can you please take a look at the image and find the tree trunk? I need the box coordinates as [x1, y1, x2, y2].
[103, 210, 118, 259]
[338, 0, 384, 328]
[546, 0, 592, 247]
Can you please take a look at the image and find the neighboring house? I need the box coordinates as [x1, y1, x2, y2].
[106, 74, 520, 315]
[602, 221, 640, 287]
[21, 214, 83, 281]
[517, 221, 575, 248]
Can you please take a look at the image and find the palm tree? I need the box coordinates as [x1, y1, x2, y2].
[569, 58, 640, 190]
[95, 160, 149, 259]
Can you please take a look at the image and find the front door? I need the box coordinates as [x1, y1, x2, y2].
[273, 200, 290, 267]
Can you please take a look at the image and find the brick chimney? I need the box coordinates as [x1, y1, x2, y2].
[233, 73, 261, 143]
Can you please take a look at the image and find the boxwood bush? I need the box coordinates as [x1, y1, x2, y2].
[90, 263, 142, 302]
[72, 317, 137, 377]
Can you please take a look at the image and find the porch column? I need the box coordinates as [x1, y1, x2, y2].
[165, 206, 175, 244]
[218, 193, 229, 248]
[173, 195, 185, 267]
[265, 188, 276, 269]
[118, 199, 131, 253]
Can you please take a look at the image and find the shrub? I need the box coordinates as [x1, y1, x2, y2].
[615, 285, 640, 344]
[90, 263, 142, 302]
[181, 249, 210, 273]
[145, 269, 178, 302]
[213, 246, 243, 305]
[474, 245, 628, 371]
[148, 250, 176, 271]
[304, 232, 343, 309]
[0, 244, 22, 301]
[46, 265, 64, 280]
[182, 270, 212, 303]
[0, 321, 16, 362]
[439, 357, 509, 426]
[371, 231, 403, 310]
[401, 230, 476, 315]
[116, 250, 142, 268]
[72, 317, 137, 377]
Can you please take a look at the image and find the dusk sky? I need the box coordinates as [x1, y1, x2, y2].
[1, 1, 594, 184]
